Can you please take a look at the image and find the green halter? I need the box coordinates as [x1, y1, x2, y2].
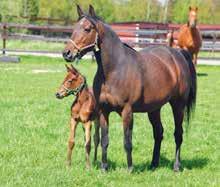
[62, 76, 87, 96]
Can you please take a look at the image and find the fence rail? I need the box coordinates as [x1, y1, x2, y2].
[1, 22, 220, 55]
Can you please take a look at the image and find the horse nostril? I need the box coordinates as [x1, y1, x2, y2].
[55, 93, 60, 98]
[62, 50, 73, 61]
[62, 51, 67, 57]
[62, 50, 69, 57]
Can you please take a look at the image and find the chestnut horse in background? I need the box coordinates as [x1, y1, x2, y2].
[63, 5, 197, 172]
[168, 6, 202, 66]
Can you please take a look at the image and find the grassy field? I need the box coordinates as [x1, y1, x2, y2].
[0, 56, 219, 187]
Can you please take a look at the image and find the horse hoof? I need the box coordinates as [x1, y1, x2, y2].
[173, 163, 181, 172]
[150, 162, 158, 171]
[173, 164, 181, 172]
[101, 163, 108, 172]
[128, 166, 133, 173]
[66, 161, 71, 168]
[173, 167, 180, 172]
[86, 165, 91, 170]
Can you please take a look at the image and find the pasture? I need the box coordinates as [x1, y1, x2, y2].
[0, 56, 219, 186]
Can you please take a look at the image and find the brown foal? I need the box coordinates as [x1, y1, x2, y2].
[56, 64, 99, 168]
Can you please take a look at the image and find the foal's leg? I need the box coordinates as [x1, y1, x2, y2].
[148, 109, 164, 169]
[122, 105, 133, 171]
[93, 118, 100, 162]
[67, 117, 77, 166]
[171, 102, 184, 172]
[100, 112, 109, 171]
[83, 121, 92, 169]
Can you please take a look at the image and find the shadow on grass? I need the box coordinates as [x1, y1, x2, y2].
[181, 157, 209, 170]
[132, 155, 209, 173]
[197, 73, 208, 76]
[92, 159, 117, 171]
[92, 155, 209, 173]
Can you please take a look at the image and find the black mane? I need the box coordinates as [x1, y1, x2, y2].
[123, 43, 136, 52]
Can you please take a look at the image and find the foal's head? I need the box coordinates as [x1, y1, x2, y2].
[188, 6, 198, 28]
[63, 5, 101, 62]
[56, 64, 86, 99]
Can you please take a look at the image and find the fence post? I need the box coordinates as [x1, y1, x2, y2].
[2, 23, 7, 55]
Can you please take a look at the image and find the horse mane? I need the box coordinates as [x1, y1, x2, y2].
[78, 14, 103, 25]
[123, 43, 136, 52]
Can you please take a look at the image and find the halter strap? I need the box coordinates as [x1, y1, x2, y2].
[62, 76, 87, 96]
[69, 32, 99, 54]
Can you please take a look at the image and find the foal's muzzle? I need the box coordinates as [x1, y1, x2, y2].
[62, 50, 76, 62]
[55, 92, 64, 99]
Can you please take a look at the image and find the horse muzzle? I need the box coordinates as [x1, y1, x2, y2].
[189, 21, 197, 28]
[62, 50, 77, 62]
[55, 92, 64, 99]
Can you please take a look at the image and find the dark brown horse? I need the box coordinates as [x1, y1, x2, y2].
[63, 5, 197, 172]
[167, 6, 202, 66]
[55, 64, 99, 168]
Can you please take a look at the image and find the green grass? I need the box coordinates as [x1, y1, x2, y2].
[198, 51, 220, 58]
[0, 56, 219, 187]
[2, 40, 64, 52]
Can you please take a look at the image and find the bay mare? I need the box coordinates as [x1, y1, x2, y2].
[62, 5, 197, 172]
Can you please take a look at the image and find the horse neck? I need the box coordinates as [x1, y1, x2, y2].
[95, 23, 124, 77]
[186, 22, 198, 35]
[77, 86, 90, 103]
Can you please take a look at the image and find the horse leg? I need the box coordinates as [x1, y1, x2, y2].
[83, 121, 92, 169]
[93, 118, 100, 162]
[122, 105, 133, 171]
[171, 101, 184, 171]
[67, 117, 78, 166]
[193, 53, 197, 66]
[148, 109, 164, 169]
[100, 112, 109, 171]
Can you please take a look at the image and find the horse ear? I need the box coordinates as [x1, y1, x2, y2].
[70, 64, 79, 75]
[195, 7, 198, 11]
[65, 64, 71, 72]
[189, 6, 192, 11]
[76, 4, 84, 18]
[89, 4, 96, 18]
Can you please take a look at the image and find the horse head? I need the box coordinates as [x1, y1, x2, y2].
[63, 5, 103, 62]
[188, 6, 198, 28]
[56, 64, 86, 99]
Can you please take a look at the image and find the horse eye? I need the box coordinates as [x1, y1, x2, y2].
[68, 80, 73, 83]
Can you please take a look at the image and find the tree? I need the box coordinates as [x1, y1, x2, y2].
[21, 0, 39, 19]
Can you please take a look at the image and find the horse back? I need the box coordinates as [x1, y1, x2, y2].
[138, 46, 192, 108]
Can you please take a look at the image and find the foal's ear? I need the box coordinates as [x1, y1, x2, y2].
[70, 64, 79, 75]
[189, 6, 192, 11]
[65, 64, 71, 72]
[89, 4, 96, 18]
[195, 7, 198, 11]
[76, 4, 84, 18]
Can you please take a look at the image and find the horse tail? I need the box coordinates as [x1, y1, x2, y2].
[180, 49, 197, 124]
[167, 30, 174, 47]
